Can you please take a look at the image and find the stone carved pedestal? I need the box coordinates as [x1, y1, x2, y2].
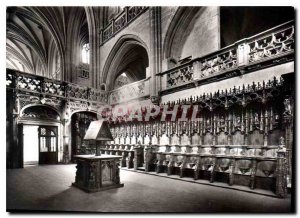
[72, 154, 124, 192]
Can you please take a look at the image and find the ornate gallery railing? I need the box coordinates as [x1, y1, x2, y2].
[248, 22, 294, 63]
[160, 20, 294, 92]
[6, 69, 151, 107]
[6, 21, 294, 107]
[101, 6, 148, 44]
[109, 77, 150, 105]
[6, 69, 108, 104]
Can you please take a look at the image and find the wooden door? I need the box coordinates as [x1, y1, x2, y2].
[18, 123, 24, 168]
[38, 126, 58, 164]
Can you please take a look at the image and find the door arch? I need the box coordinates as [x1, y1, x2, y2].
[19, 105, 62, 166]
[102, 34, 149, 91]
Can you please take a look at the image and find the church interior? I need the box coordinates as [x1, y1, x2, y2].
[6, 6, 295, 213]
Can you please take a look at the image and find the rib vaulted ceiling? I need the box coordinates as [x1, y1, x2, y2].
[6, 7, 88, 80]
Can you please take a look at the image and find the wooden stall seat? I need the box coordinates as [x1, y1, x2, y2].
[99, 140, 286, 197]
[145, 143, 284, 195]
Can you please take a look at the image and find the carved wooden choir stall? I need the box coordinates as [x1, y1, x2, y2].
[72, 120, 124, 192]
[105, 74, 293, 198]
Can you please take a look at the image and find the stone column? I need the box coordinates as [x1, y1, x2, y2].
[285, 118, 293, 187]
[86, 7, 103, 89]
[62, 100, 72, 163]
[149, 7, 162, 104]
[6, 74, 23, 169]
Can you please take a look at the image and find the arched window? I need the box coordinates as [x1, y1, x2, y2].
[81, 43, 90, 64]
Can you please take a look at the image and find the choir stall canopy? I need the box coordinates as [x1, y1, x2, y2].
[83, 120, 114, 156]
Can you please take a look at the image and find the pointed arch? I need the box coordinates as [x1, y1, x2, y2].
[163, 7, 203, 61]
[102, 34, 149, 91]
[20, 104, 61, 118]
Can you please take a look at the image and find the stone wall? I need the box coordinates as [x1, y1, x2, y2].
[99, 7, 221, 86]
[99, 10, 151, 79]
[179, 7, 220, 59]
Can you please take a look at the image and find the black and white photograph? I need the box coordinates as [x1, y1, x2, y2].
[4, 3, 296, 214]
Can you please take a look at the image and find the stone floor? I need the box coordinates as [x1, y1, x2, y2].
[7, 164, 292, 213]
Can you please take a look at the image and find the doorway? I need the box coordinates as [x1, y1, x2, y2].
[23, 125, 58, 165]
[38, 126, 58, 164]
[23, 125, 39, 165]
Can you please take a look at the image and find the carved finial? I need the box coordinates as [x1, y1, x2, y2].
[254, 112, 259, 124]
[257, 82, 261, 89]
[278, 136, 286, 151]
[273, 76, 277, 85]
[267, 79, 271, 87]
[242, 94, 246, 107]
[284, 98, 292, 115]
[279, 77, 284, 84]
